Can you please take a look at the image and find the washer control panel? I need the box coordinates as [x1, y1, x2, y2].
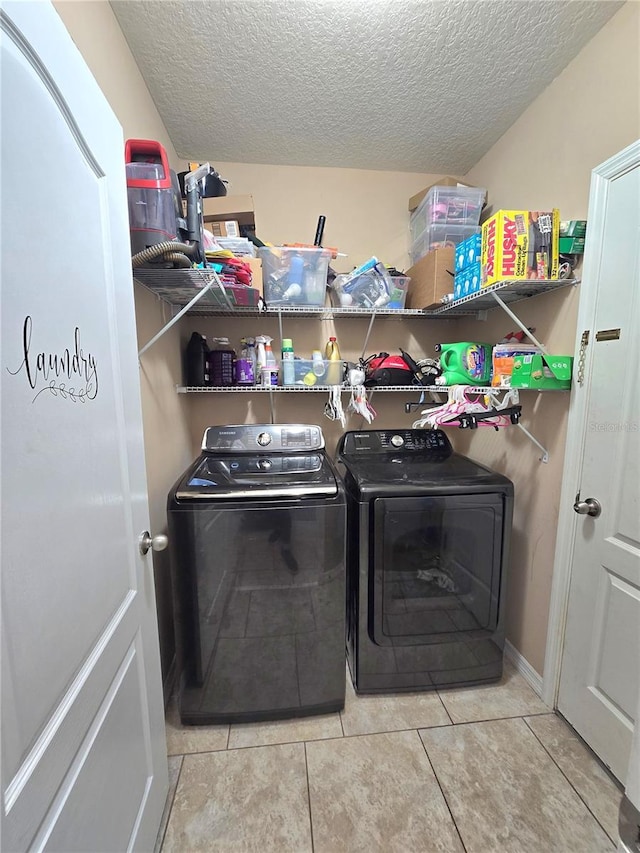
[203, 424, 325, 453]
[340, 429, 452, 456]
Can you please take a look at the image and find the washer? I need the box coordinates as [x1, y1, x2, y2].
[336, 428, 514, 694]
[168, 424, 346, 724]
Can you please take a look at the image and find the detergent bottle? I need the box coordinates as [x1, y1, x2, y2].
[235, 338, 255, 386]
[209, 337, 236, 387]
[435, 342, 492, 386]
[324, 336, 343, 385]
[185, 332, 210, 386]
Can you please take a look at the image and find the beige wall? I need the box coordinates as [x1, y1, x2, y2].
[54, 1, 192, 690]
[454, 0, 640, 675]
[209, 163, 442, 274]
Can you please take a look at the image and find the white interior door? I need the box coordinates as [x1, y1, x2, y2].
[1, 3, 167, 850]
[557, 142, 640, 785]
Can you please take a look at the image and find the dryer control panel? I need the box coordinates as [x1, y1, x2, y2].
[202, 424, 325, 453]
[339, 429, 452, 456]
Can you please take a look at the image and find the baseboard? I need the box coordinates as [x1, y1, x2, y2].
[504, 639, 545, 699]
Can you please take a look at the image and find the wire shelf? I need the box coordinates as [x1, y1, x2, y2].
[176, 384, 427, 394]
[431, 278, 577, 316]
[132, 268, 466, 318]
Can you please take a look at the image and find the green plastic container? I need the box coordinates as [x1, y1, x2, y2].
[436, 342, 493, 386]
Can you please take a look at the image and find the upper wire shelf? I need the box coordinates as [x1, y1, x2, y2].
[430, 277, 578, 316]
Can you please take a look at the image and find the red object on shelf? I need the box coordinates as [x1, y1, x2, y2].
[124, 139, 172, 190]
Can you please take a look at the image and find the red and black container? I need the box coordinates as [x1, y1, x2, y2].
[125, 139, 179, 255]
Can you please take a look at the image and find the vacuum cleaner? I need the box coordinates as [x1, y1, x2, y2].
[125, 138, 212, 269]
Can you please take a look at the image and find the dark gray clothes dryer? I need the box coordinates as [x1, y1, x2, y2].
[168, 424, 346, 724]
[336, 429, 514, 694]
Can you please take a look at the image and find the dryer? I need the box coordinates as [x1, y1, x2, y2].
[168, 424, 346, 724]
[336, 428, 513, 694]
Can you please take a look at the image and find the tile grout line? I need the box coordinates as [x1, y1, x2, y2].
[417, 730, 469, 853]
[435, 690, 455, 726]
[225, 724, 231, 750]
[157, 754, 184, 853]
[303, 742, 316, 853]
[522, 716, 618, 848]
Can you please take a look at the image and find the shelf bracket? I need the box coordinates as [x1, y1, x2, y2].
[517, 423, 549, 463]
[490, 293, 550, 356]
[137, 268, 233, 359]
[360, 312, 377, 360]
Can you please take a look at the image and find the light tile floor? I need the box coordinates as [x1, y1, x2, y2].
[157, 663, 622, 852]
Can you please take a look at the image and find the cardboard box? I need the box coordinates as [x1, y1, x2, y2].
[245, 257, 263, 297]
[409, 177, 474, 213]
[209, 220, 240, 238]
[511, 353, 573, 390]
[559, 236, 585, 254]
[201, 194, 256, 235]
[405, 247, 455, 309]
[560, 219, 587, 238]
[481, 209, 559, 288]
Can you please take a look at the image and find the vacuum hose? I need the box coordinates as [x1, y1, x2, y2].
[131, 241, 196, 269]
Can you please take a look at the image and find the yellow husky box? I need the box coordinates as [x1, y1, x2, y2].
[481, 209, 559, 288]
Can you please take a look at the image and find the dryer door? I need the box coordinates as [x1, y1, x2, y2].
[370, 494, 505, 647]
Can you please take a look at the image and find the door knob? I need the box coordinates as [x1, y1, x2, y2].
[573, 497, 602, 518]
[139, 531, 169, 555]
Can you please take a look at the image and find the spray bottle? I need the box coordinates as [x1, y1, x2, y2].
[256, 335, 278, 386]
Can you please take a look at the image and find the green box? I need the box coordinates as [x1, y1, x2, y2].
[559, 236, 585, 254]
[559, 219, 587, 238]
[511, 354, 573, 390]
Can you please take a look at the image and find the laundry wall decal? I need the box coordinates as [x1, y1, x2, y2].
[6, 316, 99, 403]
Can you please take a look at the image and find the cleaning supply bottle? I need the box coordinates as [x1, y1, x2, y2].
[209, 337, 236, 386]
[185, 332, 210, 386]
[256, 335, 278, 386]
[235, 338, 255, 386]
[434, 342, 492, 386]
[281, 338, 295, 385]
[325, 336, 343, 385]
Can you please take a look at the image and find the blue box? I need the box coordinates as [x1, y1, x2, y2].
[466, 261, 481, 295]
[455, 233, 482, 273]
[455, 238, 468, 273]
[464, 233, 482, 269]
[453, 271, 465, 300]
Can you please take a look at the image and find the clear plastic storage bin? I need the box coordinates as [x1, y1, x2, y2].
[410, 224, 481, 266]
[278, 359, 334, 386]
[331, 272, 410, 310]
[258, 247, 331, 306]
[410, 185, 486, 242]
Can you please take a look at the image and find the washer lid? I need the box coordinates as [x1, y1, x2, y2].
[175, 452, 338, 500]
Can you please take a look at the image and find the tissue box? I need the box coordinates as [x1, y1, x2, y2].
[511, 354, 573, 390]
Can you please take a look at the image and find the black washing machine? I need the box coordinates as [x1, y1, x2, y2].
[336, 428, 514, 694]
[168, 424, 346, 724]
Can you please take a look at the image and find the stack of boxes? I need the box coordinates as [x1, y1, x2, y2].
[453, 233, 482, 301]
[409, 182, 486, 266]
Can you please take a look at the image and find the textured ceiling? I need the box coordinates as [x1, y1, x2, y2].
[111, 0, 621, 173]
